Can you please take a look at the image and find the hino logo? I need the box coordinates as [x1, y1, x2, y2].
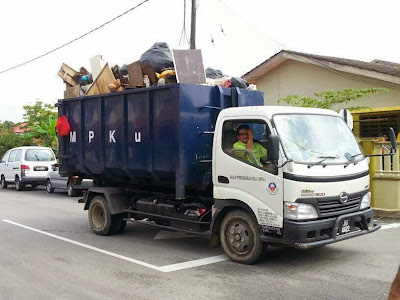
[339, 192, 349, 203]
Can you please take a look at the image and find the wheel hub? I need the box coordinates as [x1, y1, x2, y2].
[92, 204, 106, 229]
[228, 222, 252, 253]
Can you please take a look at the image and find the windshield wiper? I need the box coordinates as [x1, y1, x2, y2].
[345, 152, 364, 164]
[308, 155, 339, 168]
[345, 152, 363, 161]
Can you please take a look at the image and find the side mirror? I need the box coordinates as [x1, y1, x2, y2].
[267, 135, 280, 162]
[389, 127, 397, 153]
[339, 109, 354, 130]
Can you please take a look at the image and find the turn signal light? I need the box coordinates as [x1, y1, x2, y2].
[21, 164, 30, 170]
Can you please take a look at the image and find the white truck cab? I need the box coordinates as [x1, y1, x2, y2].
[212, 106, 380, 255]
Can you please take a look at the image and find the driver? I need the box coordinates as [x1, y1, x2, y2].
[233, 125, 267, 167]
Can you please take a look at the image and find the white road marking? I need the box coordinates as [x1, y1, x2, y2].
[380, 223, 400, 231]
[158, 255, 228, 272]
[2, 219, 228, 272]
[154, 230, 199, 240]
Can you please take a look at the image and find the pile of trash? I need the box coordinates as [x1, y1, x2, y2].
[205, 67, 256, 90]
[58, 42, 255, 99]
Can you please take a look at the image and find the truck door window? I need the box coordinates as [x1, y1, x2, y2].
[222, 120, 276, 174]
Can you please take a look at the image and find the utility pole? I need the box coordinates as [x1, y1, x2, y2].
[190, 0, 196, 49]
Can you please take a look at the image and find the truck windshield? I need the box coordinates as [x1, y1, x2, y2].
[273, 114, 362, 164]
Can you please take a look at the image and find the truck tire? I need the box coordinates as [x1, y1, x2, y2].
[1, 176, 7, 189]
[111, 213, 127, 234]
[88, 196, 116, 236]
[67, 182, 78, 197]
[220, 209, 267, 264]
[15, 177, 24, 191]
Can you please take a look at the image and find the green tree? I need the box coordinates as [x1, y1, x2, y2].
[21, 100, 58, 152]
[21, 115, 58, 151]
[0, 121, 15, 130]
[278, 88, 388, 110]
[23, 100, 57, 126]
[0, 128, 33, 157]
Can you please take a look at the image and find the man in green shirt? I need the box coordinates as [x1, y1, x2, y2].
[233, 125, 267, 167]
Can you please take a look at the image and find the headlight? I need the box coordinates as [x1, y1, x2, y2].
[360, 192, 371, 210]
[284, 202, 318, 220]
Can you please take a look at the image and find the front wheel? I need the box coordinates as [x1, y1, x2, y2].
[220, 209, 268, 265]
[1, 176, 7, 189]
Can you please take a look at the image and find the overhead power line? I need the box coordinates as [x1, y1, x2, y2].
[0, 0, 150, 75]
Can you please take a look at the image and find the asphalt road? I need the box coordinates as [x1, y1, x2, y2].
[0, 186, 399, 300]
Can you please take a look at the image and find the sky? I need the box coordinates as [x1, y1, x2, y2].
[0, 0, 399, 123]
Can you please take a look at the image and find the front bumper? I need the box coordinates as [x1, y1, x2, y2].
[260, 208, 380, 249]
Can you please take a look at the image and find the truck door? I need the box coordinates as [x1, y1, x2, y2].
[213, 118, 284, 228]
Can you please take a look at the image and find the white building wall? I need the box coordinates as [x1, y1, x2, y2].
[256, 60, 400, 110]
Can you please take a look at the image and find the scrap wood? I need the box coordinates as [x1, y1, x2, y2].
[86, 63, 118, 96]
[64, 85, 81, 99]
[79, 67, 89, 75]
[141, 61, 157, 85]
[112, 65, 129, 85]
[58, 63, 79, 86]
[126, 61, 144, 88]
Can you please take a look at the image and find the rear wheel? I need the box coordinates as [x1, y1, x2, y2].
[111, 213, 127, 234]
[15, 177, 24, 191]
[67, 182, 78, 197]
[88, 196, 114, 235]
[220, 209, 268, 265]
[46, 180, 54, 193]
[1, 176, 7, 189]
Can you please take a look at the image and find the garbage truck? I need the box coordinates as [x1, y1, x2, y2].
[56, 83, 397, 264]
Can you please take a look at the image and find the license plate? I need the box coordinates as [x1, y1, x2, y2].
[34, 166, 47, 171]
[339, 218, 352, 235]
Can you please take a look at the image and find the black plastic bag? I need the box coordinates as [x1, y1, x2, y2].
[230, 77, 249, 88]
[205, 67, 224, 79]
[140, 42, 174, 73]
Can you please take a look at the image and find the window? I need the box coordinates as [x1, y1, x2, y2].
[25, 149, 55, 162]
[222, 119, 276, 173]
[15, 149, 23, 162]
[359, 112, 400, 138]
[274, 114, 361, 164]
[8, 150, 17, 162]
[1, 151, 10, 163]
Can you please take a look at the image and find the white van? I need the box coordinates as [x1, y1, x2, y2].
[0, 146, 57, 191]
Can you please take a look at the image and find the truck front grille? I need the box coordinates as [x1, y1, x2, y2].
[318, 196, 361, 217]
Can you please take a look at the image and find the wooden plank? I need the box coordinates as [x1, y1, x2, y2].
[127, 61, 144, 87]
[141, 61, 157, 85]
[58, 63, 77, 77]
[86, 63, 116, 96]
[62, 73, 77, 86]
[64, 85, 81, 99]
[58, 63, 79, 86]
[172, 49, 206, 84]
